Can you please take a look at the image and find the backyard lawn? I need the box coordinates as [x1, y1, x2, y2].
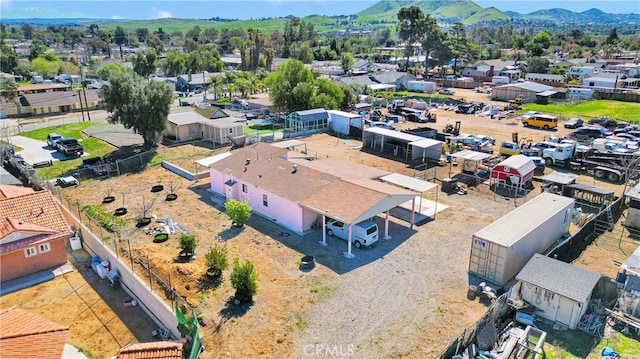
[522, 100, 640, 122]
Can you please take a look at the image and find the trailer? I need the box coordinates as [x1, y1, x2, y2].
[407, 80, 436, 93]
[468, 193, 574, 286]
[328, 110, 363, 136]
[569, 151, 640, 183]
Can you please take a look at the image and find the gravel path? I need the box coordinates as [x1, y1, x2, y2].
[293, 189, 515, 358]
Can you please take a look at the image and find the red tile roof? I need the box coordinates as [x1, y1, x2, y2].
[0, 190, 72, 254]
[116, 341, 184, 359]
[17, 83, 68, 92]
[0, 185, 36, 199]
[0, 306, 69, 359]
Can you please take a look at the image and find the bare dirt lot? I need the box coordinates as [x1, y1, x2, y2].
[17, 92, 635, 358]
[0, 249, 158, 359]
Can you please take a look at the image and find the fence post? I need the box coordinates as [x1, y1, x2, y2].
[147, 254, 153, 290]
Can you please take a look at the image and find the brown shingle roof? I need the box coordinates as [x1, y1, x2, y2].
[0, 306, 69, 359]
[17, 83, 68, 92]
[288, 157, 391, 180]
[211, 143, 338, 201]
[116, 341, 184, 359]
[0, 190, 72, 253]
[23, 89, 99, 108]
[301, 180, 389, 223]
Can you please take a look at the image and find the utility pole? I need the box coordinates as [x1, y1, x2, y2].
[78, 89, 85, 122]
[82, 86, 91, 121]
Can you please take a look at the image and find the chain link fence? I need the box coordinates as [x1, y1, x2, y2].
[54, 189, 195, 318]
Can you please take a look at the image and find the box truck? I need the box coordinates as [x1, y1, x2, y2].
[407, 81, 436, 93]
[491, 76, 510, 85]
[468, 193, 574, 286]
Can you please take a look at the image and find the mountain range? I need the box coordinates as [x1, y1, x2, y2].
[2, 0, 638, 29]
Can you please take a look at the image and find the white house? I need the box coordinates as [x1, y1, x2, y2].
[510, 254, 602, 330]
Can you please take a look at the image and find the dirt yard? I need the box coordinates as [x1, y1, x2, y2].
[23, 92, 635, 358]
[0, 249, 159, 359]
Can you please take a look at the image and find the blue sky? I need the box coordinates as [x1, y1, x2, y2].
[1, 0, 638, 19]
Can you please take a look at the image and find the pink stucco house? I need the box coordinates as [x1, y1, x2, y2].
[205, 143, 420, 257]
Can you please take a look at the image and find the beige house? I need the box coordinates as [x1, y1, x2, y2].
[165, 107, 246, 145]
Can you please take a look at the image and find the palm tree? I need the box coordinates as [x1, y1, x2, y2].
[208, 74, 225, 100]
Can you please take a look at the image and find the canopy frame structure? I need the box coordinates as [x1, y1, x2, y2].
[379, 173, 440, 220]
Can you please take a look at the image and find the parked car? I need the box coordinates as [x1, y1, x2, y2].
[55, 138, 84, 157]
[474, 135, 496, 145]
[568, 126, 607, 140]
[454, 134, 478, 146]
[588, 116, 617, 128]
[438, 88, 455, 95]
[405, 113, 428, 123]
[56, 175, 79, 187]
[325, 219, 379, 248]
[564, 117, 584, 129]
[370, 122, 395, 130]
[46, 133, 63, 148]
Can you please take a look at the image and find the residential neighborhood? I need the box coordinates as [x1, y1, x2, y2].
[1, 1, 640, 358]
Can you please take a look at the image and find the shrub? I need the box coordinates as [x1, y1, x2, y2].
[224, 199, 251, 226]
[178, 233, 198, 256]
[205, 245, 229, 278]
[230, 258, 258, 303]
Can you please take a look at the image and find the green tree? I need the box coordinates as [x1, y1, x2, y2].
[397, 6, 425, 70]
[264, 59, 314, 112]
[178, 234, 198, 257]
[0, 37, 19, 74]
[340, 52, 355, 75]
[99, 72, 173, 148]
[311, 78, 343, 110]
[449, 22, 469, 74]
[31, 55, 60, 77]
[230, 258, 258, 303]
[205, 245, 229, 278]
[532, 31, 552, 50]
[132, 49, 158, 78]
[97, 63, 126, 80]
[208, 74, 225, 100]
[161, 49, 184, 77]
[114, 26, 128, 59]
[0, 77, 18, 105]
[340, 85, 356, 110]
[59, 61, 80, 75]
[526, 57, 550, 74]
[225, 199, 252, 227]
[420, 14, 441, 70]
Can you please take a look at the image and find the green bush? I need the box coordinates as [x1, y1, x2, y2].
[224, 199, 252, 226]
[205, 245, 229, 278]
[178, 233, 198, 256]
[230, 258, 258, 303]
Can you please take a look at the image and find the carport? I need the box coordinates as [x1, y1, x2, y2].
[379, 173, 440, 219]
[408, 138, 444, 163]
[301, 179, 418, 258]
[448, 150, 491, 184]
[362, 127, 425, 161]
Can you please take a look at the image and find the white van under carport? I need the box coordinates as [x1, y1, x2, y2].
[325, 219, 379, 248]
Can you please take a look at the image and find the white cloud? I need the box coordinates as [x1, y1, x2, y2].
[155, 9, 172, 19]
[111, 15, 124, 19]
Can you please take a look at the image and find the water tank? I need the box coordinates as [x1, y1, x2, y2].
[69, 235, 82, 251]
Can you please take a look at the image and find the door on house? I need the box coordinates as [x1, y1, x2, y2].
[225, 184, 233, 200]
[555, 295, 575, 327]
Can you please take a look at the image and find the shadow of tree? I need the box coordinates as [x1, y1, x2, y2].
[216, 226, 244, 242]
[214, 296, 253, 333]
[197, 274, 223, 292]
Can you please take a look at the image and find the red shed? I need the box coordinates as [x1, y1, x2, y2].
[490, 155, 535, 189]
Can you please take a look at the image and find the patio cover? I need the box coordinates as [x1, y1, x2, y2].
[271, 139, 307, 149]
[539, 171, 578, 185]
[450, 150, 491, 162]
[195, 152, 233, 167]
[380, 173, 437, 192]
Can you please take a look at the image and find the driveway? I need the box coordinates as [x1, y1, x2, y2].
[9, 136, 86, 164]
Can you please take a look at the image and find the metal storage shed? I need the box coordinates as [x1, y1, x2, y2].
[490, 155, 536, 189]
[512, 253, 601, 329]
[468, 193, 575, 285]
[328, 110, 363, 136]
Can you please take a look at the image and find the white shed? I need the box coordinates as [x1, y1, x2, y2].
[511, 254, 601, 329]
[328, 110, 363, 136]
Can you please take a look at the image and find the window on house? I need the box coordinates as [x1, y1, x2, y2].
[39, 243, 51, 253]
[188, 125, 196, 134]
[228, 128, 234, 134]
[25, 247, 37, 257]
[262, 194, 268, 207]
[242, 184, 248, 193]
